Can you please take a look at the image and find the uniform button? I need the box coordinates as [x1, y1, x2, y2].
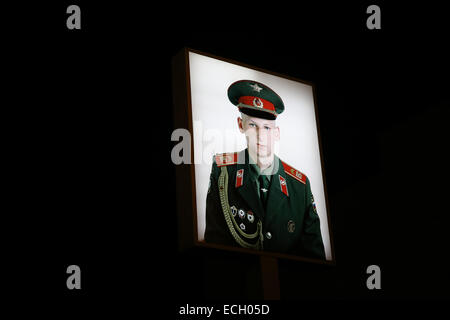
[265, 232, 272, 240]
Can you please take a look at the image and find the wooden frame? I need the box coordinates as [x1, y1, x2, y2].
[172, 47, 335, 266]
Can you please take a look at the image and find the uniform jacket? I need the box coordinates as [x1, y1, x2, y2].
[204, 149, 325, 259]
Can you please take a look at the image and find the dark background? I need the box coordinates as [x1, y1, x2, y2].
[5, 1, 449, 316]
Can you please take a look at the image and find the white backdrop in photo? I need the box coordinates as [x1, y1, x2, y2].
[189, 52, 332, 260]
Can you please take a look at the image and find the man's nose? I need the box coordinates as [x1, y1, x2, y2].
[256, 128, 265, 142]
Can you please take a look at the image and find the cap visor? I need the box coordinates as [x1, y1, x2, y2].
[240, 108, 276, 120]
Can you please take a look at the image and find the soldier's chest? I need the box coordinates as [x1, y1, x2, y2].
[227, 182, 305, 253]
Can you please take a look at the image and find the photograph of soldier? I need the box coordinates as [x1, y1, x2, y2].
[204, 80, 326, 259]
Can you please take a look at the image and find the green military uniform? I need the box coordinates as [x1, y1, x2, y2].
[204, 80, 325, 259]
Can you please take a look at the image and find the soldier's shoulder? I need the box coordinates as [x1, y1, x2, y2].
[214, 152, 239, 167]
[280, 160, 307, 185]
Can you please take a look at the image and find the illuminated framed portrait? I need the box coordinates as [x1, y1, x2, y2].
[172, 48, 334, 264]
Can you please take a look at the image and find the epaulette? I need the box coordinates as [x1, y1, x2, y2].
[281, 161, 307, 184]
[215, 152, 239, 167]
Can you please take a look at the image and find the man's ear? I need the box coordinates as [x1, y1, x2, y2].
[237, 117, 245, 133]
[274, 126, 280, 141]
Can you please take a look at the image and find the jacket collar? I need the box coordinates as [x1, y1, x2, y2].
[234, 149, 289, 218]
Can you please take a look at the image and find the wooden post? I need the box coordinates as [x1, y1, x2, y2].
[260, 255, 280, 299]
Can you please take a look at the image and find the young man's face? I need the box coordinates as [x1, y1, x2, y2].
[238, 114, 280, 164]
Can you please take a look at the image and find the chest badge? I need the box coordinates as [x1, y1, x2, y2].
[287, 220, 296, 233]
[247, 210, 255, 223]
[230, 205, 237, 217]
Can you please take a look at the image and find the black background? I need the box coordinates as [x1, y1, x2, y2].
[5, 1, 449, 316]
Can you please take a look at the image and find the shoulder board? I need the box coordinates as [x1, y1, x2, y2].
[281, 161, 307, 184]
[215, 152, 238, 167]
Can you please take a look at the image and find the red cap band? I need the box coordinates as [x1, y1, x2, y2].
[238, 96, 276, 112]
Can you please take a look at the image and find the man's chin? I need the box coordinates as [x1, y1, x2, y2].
[256, 146, 267, 154]
[256, 148, 271, 157]
[256, 153, 269, 159]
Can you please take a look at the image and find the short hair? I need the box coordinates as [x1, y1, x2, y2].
[240, 112, 250, 124]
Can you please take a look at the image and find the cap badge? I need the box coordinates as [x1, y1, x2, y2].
[249, 83, 263, 92]
[253, 97, 264, 108]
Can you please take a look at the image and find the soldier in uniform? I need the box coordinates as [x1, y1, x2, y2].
[204, 80, 326, 259]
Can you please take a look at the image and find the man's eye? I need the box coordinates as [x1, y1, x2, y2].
[249, 123, 256, 127]
[264, 126, 271, 130]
